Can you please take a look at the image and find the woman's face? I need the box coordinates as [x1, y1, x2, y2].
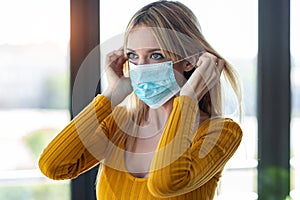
[126, 26, 167, 64]
[126, 25, 188, 86]
[126, 26, 187, 70]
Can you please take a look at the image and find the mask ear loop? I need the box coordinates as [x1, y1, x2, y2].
[181, 51, 206, 80]
[173, 51, 206, 66]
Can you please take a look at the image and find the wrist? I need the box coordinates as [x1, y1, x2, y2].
[103, 85, 132, 107]
[102, 88, 121, 107]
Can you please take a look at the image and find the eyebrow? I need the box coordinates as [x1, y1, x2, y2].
[126, 48, 162, 53]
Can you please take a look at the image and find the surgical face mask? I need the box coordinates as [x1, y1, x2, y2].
[129, 61, 181, 109]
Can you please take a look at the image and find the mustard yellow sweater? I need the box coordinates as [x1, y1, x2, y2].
[39, 95, 242, 200]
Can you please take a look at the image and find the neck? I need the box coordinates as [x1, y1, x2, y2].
[137, 106, 169, 139]
[160, 97, 175, 116]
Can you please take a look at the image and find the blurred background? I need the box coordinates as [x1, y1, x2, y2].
[0, 0, 298, 199]
[0, 0, 70, 199]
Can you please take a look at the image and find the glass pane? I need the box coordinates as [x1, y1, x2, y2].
[100, 1, 257, 199]
[291, 0, 300, 199]
[0, 0, 71, 199]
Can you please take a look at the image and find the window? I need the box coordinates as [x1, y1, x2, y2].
[0, 0, 70, 199]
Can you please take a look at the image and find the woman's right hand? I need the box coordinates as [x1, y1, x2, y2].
[103, 47, 133, 107]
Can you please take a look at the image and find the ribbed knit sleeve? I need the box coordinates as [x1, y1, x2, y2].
[147, 96, 243, 198]
[38, 94, 113, 180]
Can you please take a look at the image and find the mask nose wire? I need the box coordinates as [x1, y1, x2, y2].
[127, 51, 206, 70]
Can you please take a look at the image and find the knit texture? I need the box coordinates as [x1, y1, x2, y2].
[39, 95, 242, 200]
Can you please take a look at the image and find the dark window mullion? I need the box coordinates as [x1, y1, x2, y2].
[257, 0, 291, 199]
[70, 0, 100, 200]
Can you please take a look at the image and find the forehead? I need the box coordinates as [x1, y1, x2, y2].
[127, 26, 161, 50]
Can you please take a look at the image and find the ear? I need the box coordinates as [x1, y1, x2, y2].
[184, 61, 195, 72]
[184, 55, 198, 72]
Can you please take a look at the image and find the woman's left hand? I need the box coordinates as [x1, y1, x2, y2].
[180, 52, 224, 101]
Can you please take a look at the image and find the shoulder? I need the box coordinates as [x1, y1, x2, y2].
[193, 117, 243, 143]
[99, 105, 129, 139]
[200, 117, 242, 132]
[99, 103, 132, 134]
[102, 105, 128, 125]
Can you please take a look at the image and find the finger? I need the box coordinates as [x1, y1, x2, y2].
[195, 52, 217, 68]
[201, 52, 217, 60]
[216, 59, 225, 72]
[195, 59, 202, 68]
[108, 50, 124, 61]
[107, 49, 125, 58]
[107, 50, 127, 65]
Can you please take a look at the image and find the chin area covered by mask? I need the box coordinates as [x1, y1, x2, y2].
[129, 61, 181, 109]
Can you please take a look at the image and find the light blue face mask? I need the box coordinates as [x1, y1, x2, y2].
[129, 61, 181, 109]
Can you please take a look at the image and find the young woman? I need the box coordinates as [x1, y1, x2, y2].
[39, 1, 243, 199]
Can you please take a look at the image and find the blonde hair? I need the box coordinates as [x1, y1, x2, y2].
[122, 0, 242, 144]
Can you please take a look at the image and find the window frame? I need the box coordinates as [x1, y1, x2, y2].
[257, 0, 291, 199]
[70, 0, 100, 200]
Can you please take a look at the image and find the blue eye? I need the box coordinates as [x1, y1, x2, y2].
[127, 52, 138, 59]
[151, 53, 164, 60]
